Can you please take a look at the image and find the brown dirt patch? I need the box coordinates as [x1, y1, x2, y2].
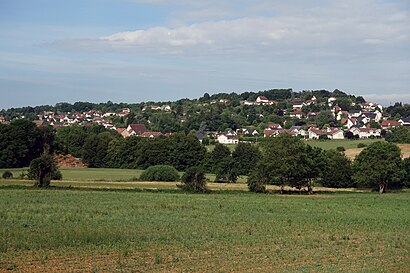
[345, 143, 410, 160]
[54, 154, 88, 168]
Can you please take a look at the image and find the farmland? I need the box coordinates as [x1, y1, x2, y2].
[0, 178, 409, 272]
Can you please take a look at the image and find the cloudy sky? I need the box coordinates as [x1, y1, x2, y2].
[0, 0, 409, 109]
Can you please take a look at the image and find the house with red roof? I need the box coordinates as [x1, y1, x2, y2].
[127, 124, 147, 136]
[256, 96, 269, 104]
[381, 120, 401, 129]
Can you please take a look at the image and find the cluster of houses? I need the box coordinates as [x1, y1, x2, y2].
[1, 95, 409, 143]
[116, 124, 172, 139]
[213, 96, 409, 143]
[22, 108, 134, 130]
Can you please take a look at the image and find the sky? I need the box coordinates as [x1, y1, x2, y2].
[0, 0, 409, 109]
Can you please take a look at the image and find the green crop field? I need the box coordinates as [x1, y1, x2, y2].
[207, 138, 382, 153]
[0, 182, 409, 272]
[0, 168, 250, 184]
[305, 138, 382, 150]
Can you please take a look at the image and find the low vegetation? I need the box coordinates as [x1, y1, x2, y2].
[28, 154, 62, 187]
[0, 186, 408, 272]
[139, 165, 180, 182]
[178, 167, 208, 193]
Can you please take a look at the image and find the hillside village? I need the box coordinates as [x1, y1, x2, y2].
[1, 89, 409, 144]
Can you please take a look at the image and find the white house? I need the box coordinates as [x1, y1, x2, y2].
[292, 100, 304, 109]
[217, 134, 239, 144]
[308, 128, 344, 140]
[399, 117, 410, 126]
[328, 97, 337, 106]
[290, 109, 304, 119]
[256, 96, 270, 104]
[349, 127, 381, 139]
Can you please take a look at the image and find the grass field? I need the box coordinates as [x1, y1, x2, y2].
[305, 138, 381, 150]
[0, 168, 251, 184]
[207, 138, 381, 152]
[207, 139, 410, 160]
[0, 181, 409, 272]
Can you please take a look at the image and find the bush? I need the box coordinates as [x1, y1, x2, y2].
[247, 173, 267, 193]
[318, 135, 329, 141]
[178, 167, 208, 193]
[357, 143, 367, 148]
[52, 170, 63, 180]
[140, 165, 180, 182]
[2, 170, 13, 179]
[28, 154, 61, 187]
[336, 146, 346, 152]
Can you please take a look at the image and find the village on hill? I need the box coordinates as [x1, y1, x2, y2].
[1, 89, 409, 144]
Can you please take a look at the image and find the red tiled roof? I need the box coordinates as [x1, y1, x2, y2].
[128, 124, 147, 134]
[381, 120, 401, 127]
[116, 128, 126, 134]
[266, 123, 282, 129]
[258, 96, 269, 101]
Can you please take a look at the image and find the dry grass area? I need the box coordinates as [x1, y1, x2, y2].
[345, 143, 410, 160]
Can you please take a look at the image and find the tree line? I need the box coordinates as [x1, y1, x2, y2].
[248, 134, 408, 194]
[1, 120, 410, 193]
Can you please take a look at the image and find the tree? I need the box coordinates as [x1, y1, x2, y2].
[214, 157, 238, 183]
[178, 167, 208, 193]
[82, 132, 117, 168]
[105, 137, 147, 168]
[38, 125, 56, 154]
[28, 154, 61, 187]
[208, 143, 231, 172]
[385, 127, 410, 144]
[353, 142, 404, 193]
[321, 150, 354, 188]
[355, 96, 366, 104]
[403, 157, 410, 188]
[302, 145, 325, 194]
[169, 133, 207, 171]
[139, 137, 172, 168]
[247, 171, 267, 193]
[231, 142, 261, 176]
[315, 110, 336, 129]
[55, 125, 88, 157]
[251, 134, 308, 193]
[0, 120, 44, 168]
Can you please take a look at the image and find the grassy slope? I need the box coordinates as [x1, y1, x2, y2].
[0, 187, 409, 272]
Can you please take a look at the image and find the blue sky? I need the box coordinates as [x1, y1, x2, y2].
[0, 0, 409, 109]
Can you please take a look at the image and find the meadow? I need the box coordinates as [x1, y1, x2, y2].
[0, 180, 409, 272]
[207, 138, 381, 152]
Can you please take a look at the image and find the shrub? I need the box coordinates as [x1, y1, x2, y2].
[178, 167, 208, 193]
[336, 146, 346, 152]
[28, 154, 61, 187]
[247, 173, 267, 193]
[357, 143, 367, 148]
[52, 170, 63, 180]
[318, 135, 329, 141]
[140, 165, 180, 182]
[2, 170, 13, 179]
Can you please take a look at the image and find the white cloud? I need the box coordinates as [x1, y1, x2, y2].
[96, 1, 409, 61]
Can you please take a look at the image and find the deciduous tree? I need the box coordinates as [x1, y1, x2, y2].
[353, 142, 404, 193]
